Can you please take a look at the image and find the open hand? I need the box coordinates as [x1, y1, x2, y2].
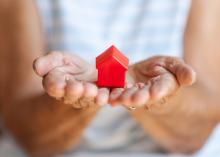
[33, 52, 109, 108]
[34, 53, 196, 110]
[109, 56, 196, 110]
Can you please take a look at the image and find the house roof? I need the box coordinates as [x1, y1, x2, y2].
[96, 45, 129, 69]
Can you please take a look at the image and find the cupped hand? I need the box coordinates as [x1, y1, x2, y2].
[33, 53, 196, 110]
[33, 52, 109, 108]
[109, 56, 196, 110]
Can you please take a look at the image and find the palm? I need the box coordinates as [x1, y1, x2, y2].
[109, 56, 196, 109]
[34, 52, 109, 107]
[34, 53, 196, 109]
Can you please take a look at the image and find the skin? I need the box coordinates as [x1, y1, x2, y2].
[0, 1, 100, 156]
[130, 0, 220, 153]
[0, 0, 220, 156]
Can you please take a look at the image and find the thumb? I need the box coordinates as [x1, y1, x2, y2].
[33, 52, 65, 77]
[163, 57, 196, 86]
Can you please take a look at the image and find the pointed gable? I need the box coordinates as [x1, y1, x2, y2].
[96, 45, 129, 69]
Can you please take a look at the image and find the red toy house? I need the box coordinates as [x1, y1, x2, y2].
[96, 45, 129, 88]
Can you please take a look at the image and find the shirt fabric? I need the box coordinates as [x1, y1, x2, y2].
[0, 0, 220, 157]
[37, 0, 190, 63]
[36, 0, 191, 155]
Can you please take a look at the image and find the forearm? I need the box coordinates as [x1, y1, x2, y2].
[132, 1, 220, 153]
[131, 80, 218, 153]
[5, 93, 99, 157]
[0, 1, 99, 156]
[0, 0, 44, 105]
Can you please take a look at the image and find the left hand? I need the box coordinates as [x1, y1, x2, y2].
[109, 56, 196, 110]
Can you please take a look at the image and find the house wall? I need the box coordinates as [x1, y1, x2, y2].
[97, 59, 126, 88]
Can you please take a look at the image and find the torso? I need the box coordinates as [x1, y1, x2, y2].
[36, 0, 191, 154]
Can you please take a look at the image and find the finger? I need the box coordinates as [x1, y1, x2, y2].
[125, 82, 133, 88]
[82, 82, 98, 98]
[33, 52, 65, 76]
[64, 78, 84, 104]
[118, 86, 139, 106]
[163, 57, 196, 86]
[109, 88, 124, 105]
[149, 73, 178, 101]
[131, 85, 150, 107]
[175, 64, 196, 86]
[96, 88, 110, 106]
[43, 69, 66, 99]
[75, 69, 98, 83]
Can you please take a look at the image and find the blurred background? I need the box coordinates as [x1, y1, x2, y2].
[0, 0, 220, 157]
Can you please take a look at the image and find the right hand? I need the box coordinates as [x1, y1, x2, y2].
[33, 52, 110, 108]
